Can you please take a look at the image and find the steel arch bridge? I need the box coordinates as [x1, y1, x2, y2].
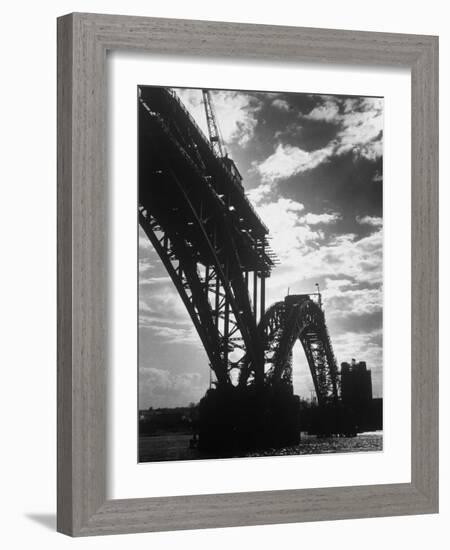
[242, 296, 339, 406]
[139, 86, 339, 405]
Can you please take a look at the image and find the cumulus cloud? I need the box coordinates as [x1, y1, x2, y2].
[302, 212, 341, 225]
[253, 198, 324, 261]
[272, 98, 290, 111]
[305, 99, 340, 122]
[356, 215, 383, 227]
[306, 96, 383, 161]
[246, 183, 273, 204]
[337, 102, 383, 161]
[254, 143, 331, 183]
[253, 95, 383, 185]
[265, 228, 383, 304]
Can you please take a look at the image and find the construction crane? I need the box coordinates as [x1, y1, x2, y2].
[202, 89, 244, 187]
[202, 89, 227, 158]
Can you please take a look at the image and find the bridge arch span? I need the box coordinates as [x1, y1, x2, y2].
[240, 296, 339, 406]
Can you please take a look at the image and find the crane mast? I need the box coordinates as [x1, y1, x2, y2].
[202, 89, 244, 188]
[202, 90, 226, 158]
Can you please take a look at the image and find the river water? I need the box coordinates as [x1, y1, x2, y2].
[139, 431, 382, 462]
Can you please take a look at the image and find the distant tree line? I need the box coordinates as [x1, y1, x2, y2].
[139, 404, 199, 436]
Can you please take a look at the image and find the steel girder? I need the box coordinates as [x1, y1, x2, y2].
[139, 92, 338, 401]
[139, 104, 266, 387]
[167, 166, 264, 385]
[241, 299, 339, 405]
[139, 209, 229, 385]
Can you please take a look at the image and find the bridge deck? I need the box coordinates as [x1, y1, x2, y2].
[139, 86, 276, 275]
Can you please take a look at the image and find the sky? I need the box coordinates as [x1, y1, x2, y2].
[139, 87, 383, 409]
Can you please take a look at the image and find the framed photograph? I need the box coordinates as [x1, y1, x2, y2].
[57, 13, 438, 536]
[137, 84, 385, 463]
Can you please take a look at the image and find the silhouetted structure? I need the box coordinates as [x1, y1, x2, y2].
[339, 360, 382, 432]
[138, 87, 346, 451]
[139, 86, 274, 389]
[341, 360, 372, 406]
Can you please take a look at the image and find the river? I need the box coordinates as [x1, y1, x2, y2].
[139, 431, 382, 462]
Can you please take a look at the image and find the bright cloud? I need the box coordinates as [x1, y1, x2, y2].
[253, 96, 383, 185]
[253, 198, 323, 261]
[305, 99, 340, 122]
[356, 215, 383, 227]
[255, 143, 331, 183]
[306, 96, 383, 161]
[337, 102, 383, 160]
[302, 212, 341, 225]
[272, 98, 290, 111]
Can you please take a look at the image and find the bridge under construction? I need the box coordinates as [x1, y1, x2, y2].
[139, 86, 340, 450]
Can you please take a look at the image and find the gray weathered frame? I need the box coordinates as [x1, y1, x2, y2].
[57, 12, 439, 537]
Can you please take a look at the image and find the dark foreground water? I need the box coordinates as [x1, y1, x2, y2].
[139, 431, 383, 462]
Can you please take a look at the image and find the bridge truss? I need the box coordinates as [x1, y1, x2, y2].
[253, 296, 339, 405]
[139, 87, 338, 404]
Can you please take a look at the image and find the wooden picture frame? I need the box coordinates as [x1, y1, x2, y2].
[57, 12, 438, 536]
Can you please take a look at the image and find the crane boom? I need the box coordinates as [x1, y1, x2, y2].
[202, 89, 244, 189]
[202, 90, 226, 158]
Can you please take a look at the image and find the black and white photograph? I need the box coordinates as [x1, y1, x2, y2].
[138, 85, 383, 462]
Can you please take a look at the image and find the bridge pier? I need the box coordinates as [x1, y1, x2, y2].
[197, 384, 301, 454]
